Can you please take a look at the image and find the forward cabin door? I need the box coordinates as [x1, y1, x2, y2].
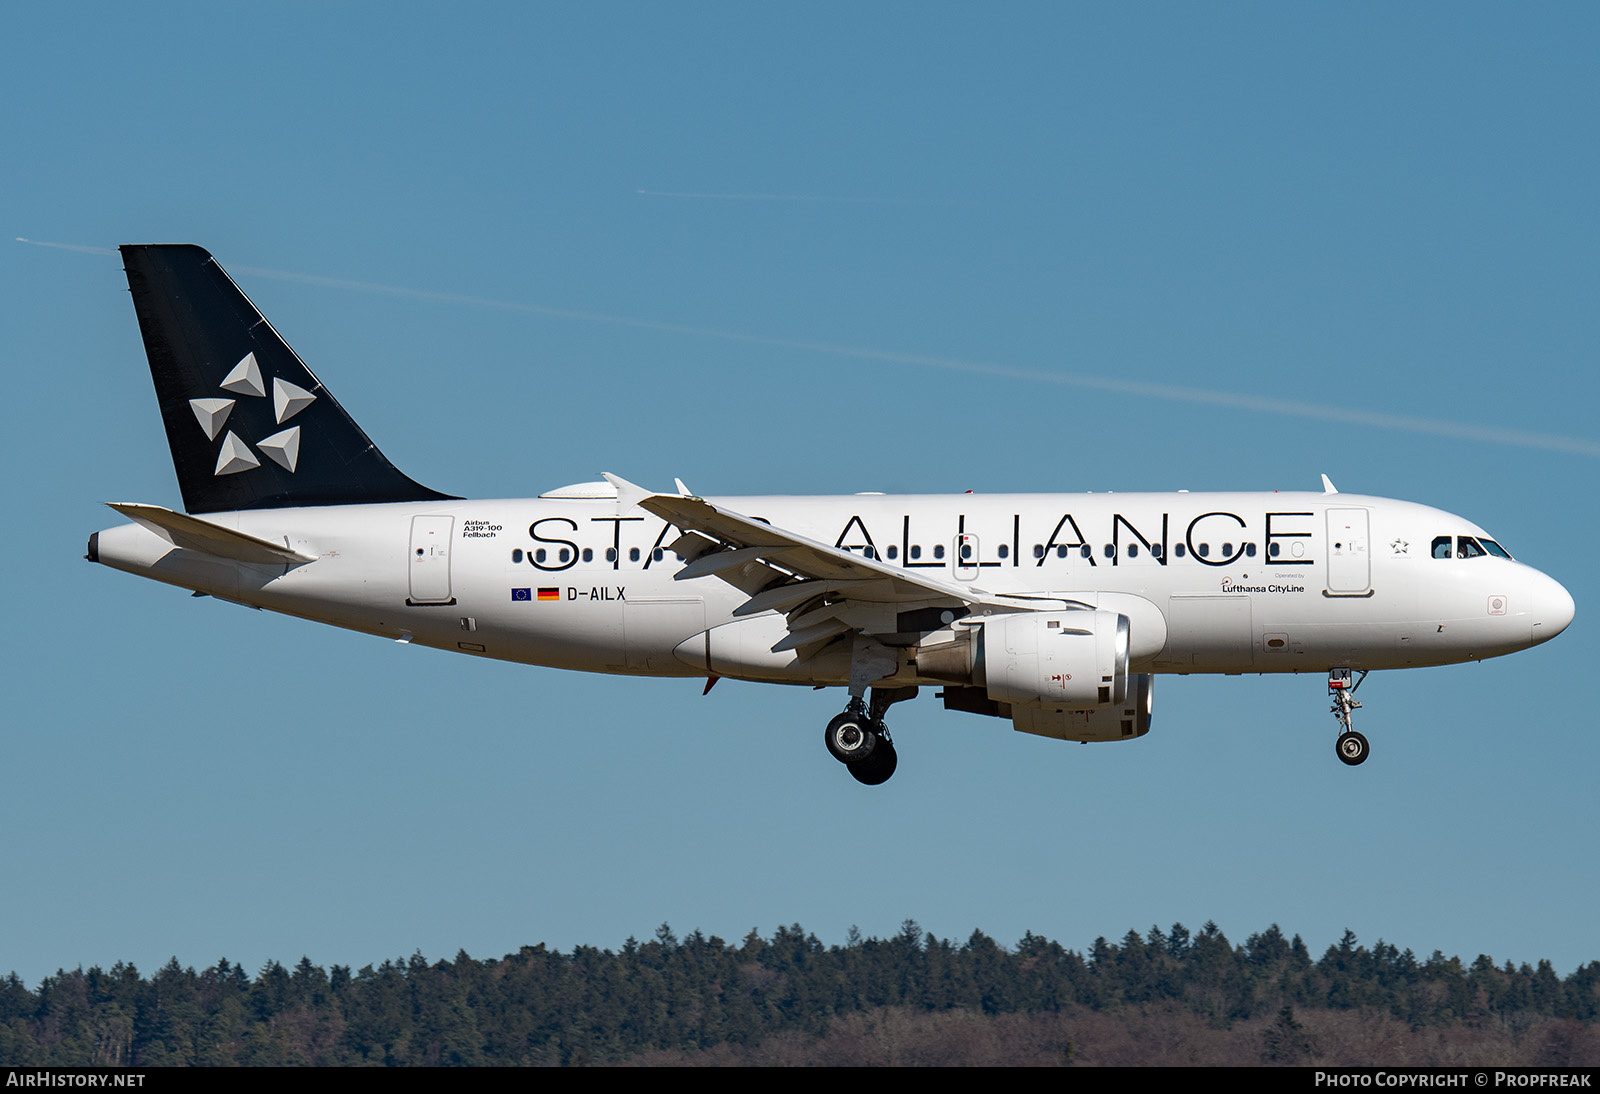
[1325, 508, 1371, 596]
[408, 515, 455, 604]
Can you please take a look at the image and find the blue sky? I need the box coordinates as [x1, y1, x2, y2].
[3, 3, 1596, 987]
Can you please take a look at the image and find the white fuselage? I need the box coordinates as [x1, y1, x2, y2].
[92, 489, 1574, 687]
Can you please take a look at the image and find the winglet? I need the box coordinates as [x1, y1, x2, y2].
[601, 472, 654, 511]
[1321, 474, 1339, 495]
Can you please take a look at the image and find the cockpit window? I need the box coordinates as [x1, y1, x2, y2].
[1434, 534, 1511, 560]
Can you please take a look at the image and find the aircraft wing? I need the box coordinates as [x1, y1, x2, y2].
[603, 474, 1066, 656]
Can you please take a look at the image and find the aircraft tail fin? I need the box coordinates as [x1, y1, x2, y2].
[120, 244, 457, 513]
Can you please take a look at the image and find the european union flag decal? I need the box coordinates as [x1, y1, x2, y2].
[511, 588, 531, 602]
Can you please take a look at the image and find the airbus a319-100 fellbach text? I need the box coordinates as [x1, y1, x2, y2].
[87, 246, 1576, 784]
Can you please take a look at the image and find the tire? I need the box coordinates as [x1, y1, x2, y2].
[824, 711, 878, 765]
[1336, 730, 1369, 766]
[849, 741, 898, 785]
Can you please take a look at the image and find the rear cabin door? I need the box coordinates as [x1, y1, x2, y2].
[408, 515, 455, 604]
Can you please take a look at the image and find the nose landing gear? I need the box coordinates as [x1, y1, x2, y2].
[1337, 729, 1370, 765]
[1329, 669, 1370, 766]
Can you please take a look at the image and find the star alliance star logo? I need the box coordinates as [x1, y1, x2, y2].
[1390, 538, 1408, 555]
[187, 353, 316, 476]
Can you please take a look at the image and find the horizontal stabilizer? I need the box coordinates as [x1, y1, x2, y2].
[107, 503, 316, 565]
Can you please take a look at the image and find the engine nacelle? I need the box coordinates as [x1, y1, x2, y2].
[1012, 673, 1154, 742]
[978, 609, 1130, 710]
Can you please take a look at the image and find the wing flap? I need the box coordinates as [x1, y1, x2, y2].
[674, 544, 790, 581]
[733, 579, 844, 617]
[771, 618, 854, 653]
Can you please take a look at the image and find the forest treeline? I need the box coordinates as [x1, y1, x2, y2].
[3, 922, 1597, 1066]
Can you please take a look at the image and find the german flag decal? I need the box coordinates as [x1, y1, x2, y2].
[537, 587, 561, 602]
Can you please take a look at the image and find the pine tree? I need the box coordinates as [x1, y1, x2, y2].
[1260, 1005, 1318, 1064]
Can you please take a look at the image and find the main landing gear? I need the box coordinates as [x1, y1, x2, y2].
[1329, 668, 1370, 766]
[824, 687, 915, 785]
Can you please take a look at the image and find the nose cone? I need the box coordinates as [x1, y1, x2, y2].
[1529, 570, 1575, 646]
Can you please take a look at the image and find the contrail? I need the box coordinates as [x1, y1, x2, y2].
[224, 265, 1600, 459]
[21, 236, 1599, 458]
[16, 237, 115, 255]
[635, 189, 893, 203]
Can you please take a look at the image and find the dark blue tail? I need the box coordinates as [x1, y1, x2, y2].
[121, 244, 456, 513]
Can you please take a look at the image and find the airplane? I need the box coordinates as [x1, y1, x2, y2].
[87, 245, 1575, 785]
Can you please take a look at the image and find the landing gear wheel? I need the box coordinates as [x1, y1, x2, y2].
[1328, 669, 1371, 767]
[849, 740, 898, 785]
[1336, 730, 1369, 766]
[824, 710, 879, 765]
